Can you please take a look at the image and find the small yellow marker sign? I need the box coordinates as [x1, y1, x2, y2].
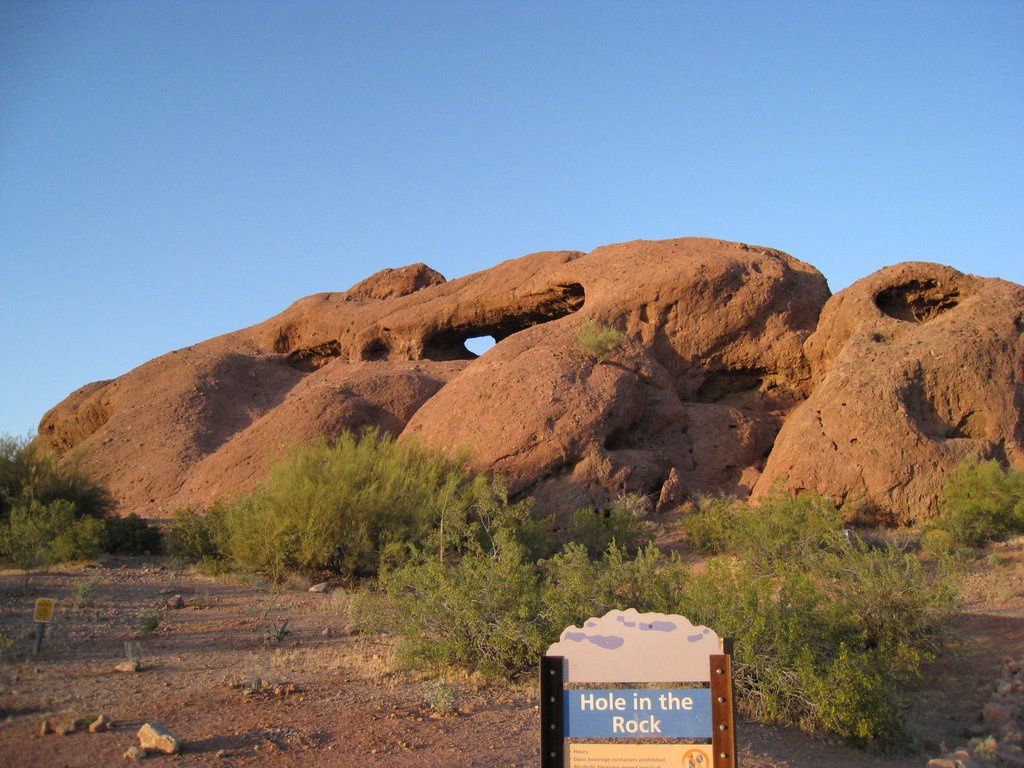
[33, 598, 55, 623]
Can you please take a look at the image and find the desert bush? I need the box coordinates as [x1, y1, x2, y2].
[564, 504, 649, 559]
[920, 527, 956, 557]
[421, 680, 458, 715]
[726, 488, 847, 569]
[362, 528, 545, 679]
[104, 513, 162, 554]
[678, 494, 742, 553]
[0, 433, 139, 566]
[931, 456, 1024, 547]
[72, 574, 102, 608]
[0, 435, 112, 522]
[356, 485, 956, 748]
[216, 428, 546, 583]
[575, 319, 626, 363]
[540, 542, 686, 634]
[0, 499, 105, 575]
[0, 434, 29, 518]
[137, 609, 161, 634]
[166, 503, 230, 563]
[672, 491, 958, 746]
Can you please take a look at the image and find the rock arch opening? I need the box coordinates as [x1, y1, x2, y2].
[421, 282, 585, 361]
[464, 336, 496, 356]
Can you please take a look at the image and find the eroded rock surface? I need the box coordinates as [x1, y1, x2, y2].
[402, 238, 828, 512]
[35, 239, 1023, 524]
[755, 263, 1024, 522]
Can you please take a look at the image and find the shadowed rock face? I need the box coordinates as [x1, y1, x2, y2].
[36, 239, 1024, 524]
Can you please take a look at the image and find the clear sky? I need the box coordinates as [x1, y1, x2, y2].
[1, 0, 1021, 438]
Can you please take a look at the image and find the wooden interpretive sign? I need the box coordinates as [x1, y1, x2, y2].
[542, 609, 737, 768]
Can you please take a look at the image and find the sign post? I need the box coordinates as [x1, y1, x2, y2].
[542, 609, 737, 768]
[33, 598, 55, 655]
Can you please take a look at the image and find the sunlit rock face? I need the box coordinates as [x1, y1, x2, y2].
[754, 262, 1024, 523]
[37, 238, 1023, 525]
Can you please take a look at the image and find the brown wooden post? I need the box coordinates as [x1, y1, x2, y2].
[710, 638, 738, 768]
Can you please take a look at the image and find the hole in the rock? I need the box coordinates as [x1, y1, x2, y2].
[361, 339, 390, 361]
[603, 427, 631, 451]
[286, 341, 343, 372]
[421, 282, 585, 361]
[696, 368, 765, 403]
[874, 279, 960, 323]
[464, 336, 496, 357]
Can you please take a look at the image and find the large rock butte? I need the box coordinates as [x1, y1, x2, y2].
[36, 238, 1024, 524]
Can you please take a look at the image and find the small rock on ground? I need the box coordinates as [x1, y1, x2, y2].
[89, 713, 113, 733]
[124, 745, 146, 760]
[137, 722, 180, 754]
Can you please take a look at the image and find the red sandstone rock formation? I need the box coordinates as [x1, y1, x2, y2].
[35, 238, 1023, 524]
[754, 262, 1024, 523]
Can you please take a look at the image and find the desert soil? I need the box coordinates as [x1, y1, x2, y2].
[1, 539, 1022, 768]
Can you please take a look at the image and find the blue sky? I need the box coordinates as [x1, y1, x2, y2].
[1, 0, 1021, 437]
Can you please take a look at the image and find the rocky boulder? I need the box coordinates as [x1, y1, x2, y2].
[34, 237, 1024, 525]
[402, 238, 829, 512]
[754, 262, 1024, 523]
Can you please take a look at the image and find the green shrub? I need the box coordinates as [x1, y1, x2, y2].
[575, 319, 626, 363]
[920, 527, 957, 557]
[216, 428, 545, 583]
[540, 542, 685, 635]
[0, 499, 105, 573]
[674, 505, 957, 747]
[565, 504, 649, 559]
[356, 486, 956, 748]
[137, 609, 161, 634]
[421, 679, 458, 715]
[362, 529, 545, 679]
[278, 428, 474, 577]
[166, 504, 230, 563]
[678, 494, 742, 554]
[72, 574, 102, 608]
[0, 436, 112, 522]
[104, 513, 162, 555]
[932, 457, 1024, 547]
[1, 434, 124, 568]
[728, 488, 847, 569]
[0, 434, 30, 519]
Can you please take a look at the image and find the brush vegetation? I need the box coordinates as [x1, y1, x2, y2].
[575, 319, 626, 363]
[0, 435, 160, 577]
[21, 427, 1023, 748]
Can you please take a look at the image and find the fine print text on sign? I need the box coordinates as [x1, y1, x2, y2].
[542, 608, 737, 768]
[568, 743, 713, 767]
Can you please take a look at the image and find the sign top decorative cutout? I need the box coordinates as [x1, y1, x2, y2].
[545, 608, 720, 683]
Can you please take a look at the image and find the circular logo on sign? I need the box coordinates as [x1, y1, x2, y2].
[681, 749, 708, 768]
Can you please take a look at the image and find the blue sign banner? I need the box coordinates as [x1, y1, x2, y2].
[563, 688, 712, 739]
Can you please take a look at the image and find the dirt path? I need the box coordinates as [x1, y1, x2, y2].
[1, 541, 1021, 767]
